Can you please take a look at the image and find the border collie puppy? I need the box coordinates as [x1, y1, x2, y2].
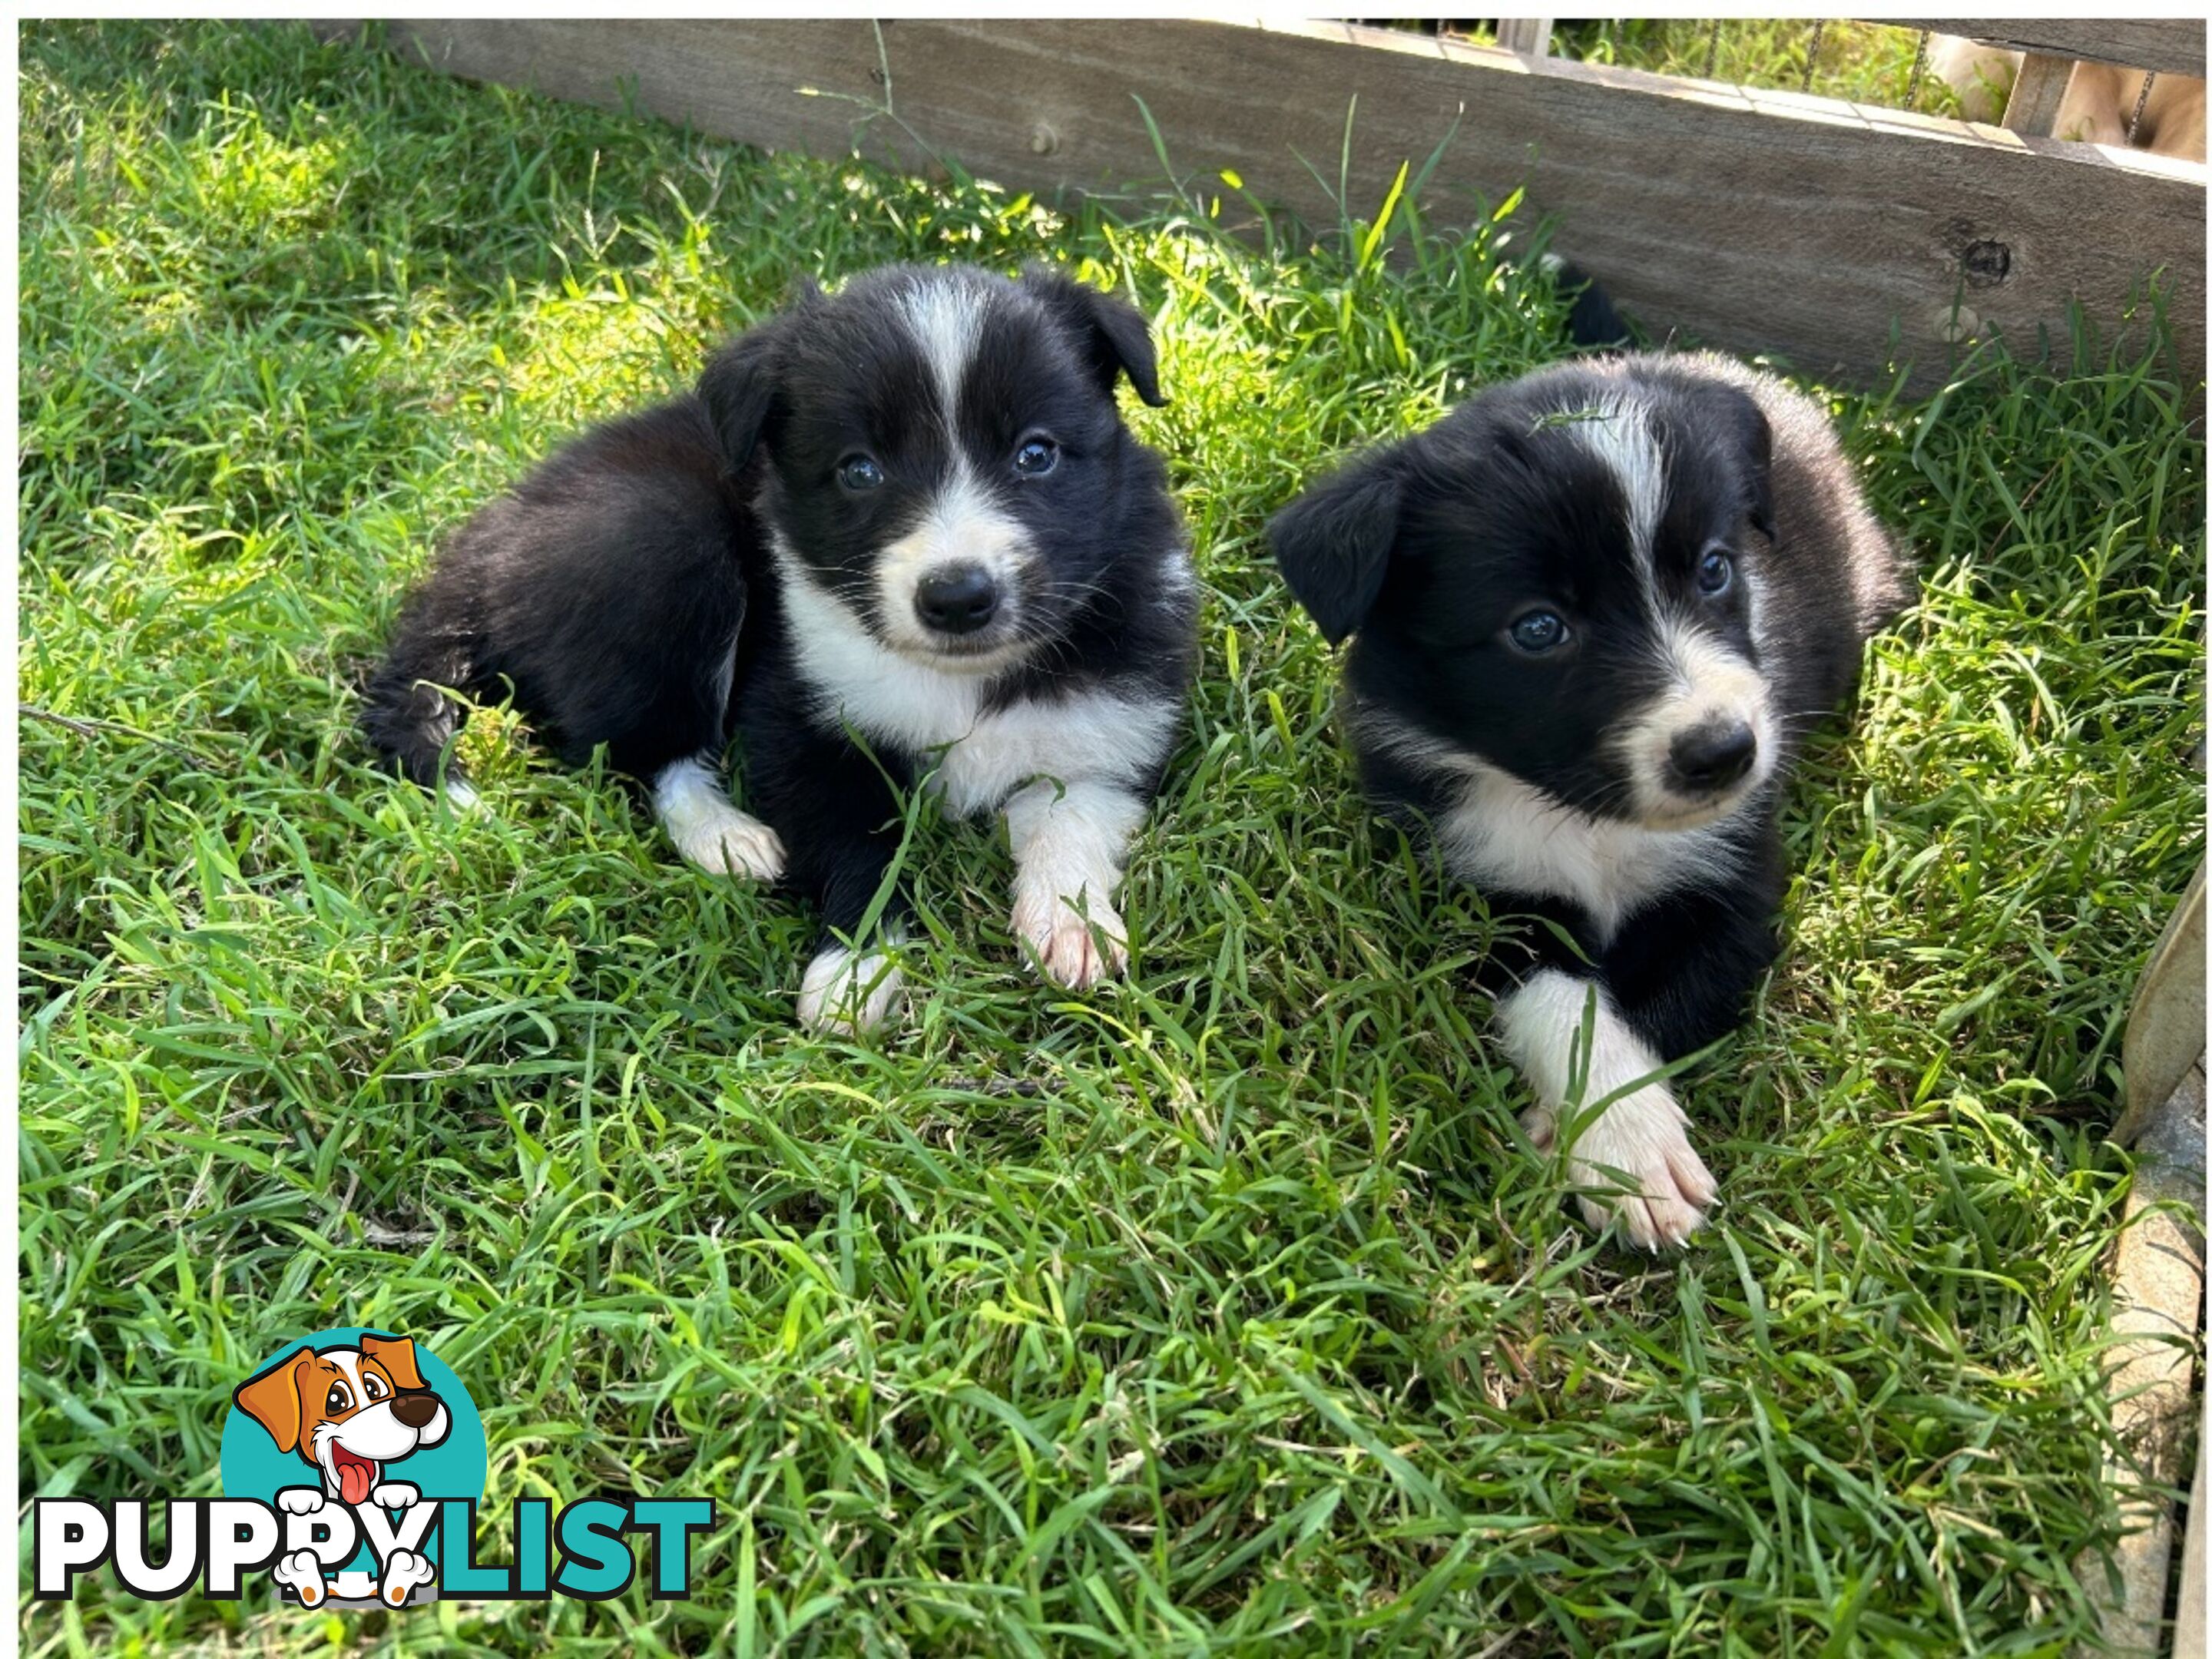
[362, 263, 1197, 1035]
[1268, 352, 1910, 1247]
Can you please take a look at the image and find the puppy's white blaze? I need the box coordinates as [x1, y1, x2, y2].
[1363, 711, 1737, 942]
[1005, 777, 1145, 988]
[1656, 613, 1764, 707]
[873, 468, 1036, 663]
[898, 275, 989, 418]
[1572, 396, 1665, 566]
[651, 757, 786, 881]
[442, 777, 481, 813]
[798, 943, 906, 1036]
[1495, 969, 1718, 1249]
[1619, 615, 1777, 827]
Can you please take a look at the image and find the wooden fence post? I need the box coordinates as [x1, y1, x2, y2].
[1495, 18, 1551, 58]
[2002, 51, 2079, 136]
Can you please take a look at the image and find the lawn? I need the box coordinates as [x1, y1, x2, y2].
[1555, 18, 1966, 115]
[18, 19, 2205, 1656]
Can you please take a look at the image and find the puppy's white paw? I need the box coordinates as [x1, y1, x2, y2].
[272, 1549, 329, 1606]
[654, 759, 784, 881]
[1524, 1084, 1718, 1250]
[798, 945, 905, 1037]
[668, 800, 785, 882]
[1013, 892, 1128, 990]
[369, 1481, 419, 1509]
[276, 1486, 326, 1516]
[379, 1548, 437, 1608]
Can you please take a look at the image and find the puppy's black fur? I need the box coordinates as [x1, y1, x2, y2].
[364, 263, 1197, 1030]
[361, 398, 749, 788]
[1270, 349, 1911, 1243]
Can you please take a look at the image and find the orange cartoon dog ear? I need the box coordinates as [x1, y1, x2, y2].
[233, 1352, 310, 1454]
[360, 1334, 427, 1392]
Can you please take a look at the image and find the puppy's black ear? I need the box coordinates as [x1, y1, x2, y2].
[1698, 382, 1775, 538]
[1022, 264, 1167, 408]
[698, 303, 800, 472]
[1267, 452, 1406, 645]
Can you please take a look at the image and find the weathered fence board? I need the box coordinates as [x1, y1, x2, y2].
[2000, 51, 2078, 137]
[1494, 18, 1555, 57]
[1885, 18, 2206, 78]
[346, 18, 2205, 394]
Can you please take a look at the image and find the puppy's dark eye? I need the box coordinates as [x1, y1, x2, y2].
[326, 1383, 352, 1414]
[1508, 611, 1569, 653]
[1697, 548, 1734, 595]
[363, 1374, 386, 1401]
[837, 455, 884, 492]
[1012, 437, 1059, 477]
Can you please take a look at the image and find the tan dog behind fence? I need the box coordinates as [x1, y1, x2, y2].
[1929, 34, 2205, 161]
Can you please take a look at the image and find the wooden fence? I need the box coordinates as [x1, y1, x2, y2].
[330, 18, 2206, 396]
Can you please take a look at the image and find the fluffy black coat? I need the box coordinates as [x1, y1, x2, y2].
[1270, 349, 1911, 1245]
[363, 263, 1197, 1032]
[361, 397, 748, 789]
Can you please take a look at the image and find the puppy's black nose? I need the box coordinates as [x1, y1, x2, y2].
[1667, 720, 1757, 793]
[390, 1392, 441, 1429]
[913, 564, 1001, 636]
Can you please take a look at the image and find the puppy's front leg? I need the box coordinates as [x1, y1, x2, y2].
[1003, 777, 1147, 989]
[743, 720, 912, 1037]
[651, 755, 786, 882]
[1495, 968, 1718, 1249]
[796, 836, 909, 1038]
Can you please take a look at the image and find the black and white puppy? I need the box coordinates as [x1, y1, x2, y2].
[363, 263, 1197, 1034]
[1269, 351, 1910, 1247]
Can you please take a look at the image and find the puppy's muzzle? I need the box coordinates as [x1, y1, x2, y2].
[1666, 718, 1757, 796]
[912, 561, 1002, 637]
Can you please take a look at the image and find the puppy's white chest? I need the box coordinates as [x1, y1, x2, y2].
[785, 614, 1171, 817]
[927, 694, 1176, 816]
[1435, 770, 1736, 939]
[801, 641, 985, 757]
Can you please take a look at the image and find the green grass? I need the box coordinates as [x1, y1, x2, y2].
[18, 18, 2204, 1656]
[1555, 19, 1967, 115]
[1382, 19, 1965, 115]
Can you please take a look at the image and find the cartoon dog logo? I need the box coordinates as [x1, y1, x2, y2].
[232, 1334, 452, 1605]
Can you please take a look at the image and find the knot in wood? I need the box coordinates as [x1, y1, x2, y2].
[1962, 240, 2012, 288]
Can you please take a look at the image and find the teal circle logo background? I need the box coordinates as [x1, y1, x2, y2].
[220, 1327, 487, 1570]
